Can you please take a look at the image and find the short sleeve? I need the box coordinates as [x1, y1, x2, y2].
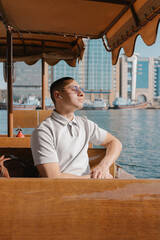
[31, 124, 59, 166]
[87, 119, 107, 146]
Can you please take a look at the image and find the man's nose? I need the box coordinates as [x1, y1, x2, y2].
[78, 89, 85, 96]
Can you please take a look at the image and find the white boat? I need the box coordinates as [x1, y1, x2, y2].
[13, 96, 40, 110]
[0, 96, 40, 110]
[111, 97, 148, 109]
[83, 98, 107, 110]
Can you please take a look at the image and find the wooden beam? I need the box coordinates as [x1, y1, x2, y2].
[42, 58, 45, 110]
[87, 0, 130, 5]
[7, 27, 13, 137]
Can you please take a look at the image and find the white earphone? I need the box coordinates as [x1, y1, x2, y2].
[58, 95, 63, 99]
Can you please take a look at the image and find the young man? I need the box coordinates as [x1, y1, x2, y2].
[31, 77, 122, 179]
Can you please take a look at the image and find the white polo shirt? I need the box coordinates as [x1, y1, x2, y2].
[31, 110, 107, 176]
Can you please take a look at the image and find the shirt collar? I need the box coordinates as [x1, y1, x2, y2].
[51, 110, 78, 126]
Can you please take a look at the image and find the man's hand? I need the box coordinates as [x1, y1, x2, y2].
[90, 132, 122, 179]
[90, 162, 113, 179]
[36, 131, 122, 179]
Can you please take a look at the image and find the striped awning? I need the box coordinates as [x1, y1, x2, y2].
[0, 0, 160, 65]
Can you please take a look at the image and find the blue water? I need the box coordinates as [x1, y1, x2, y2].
[0, 109, 160, 179]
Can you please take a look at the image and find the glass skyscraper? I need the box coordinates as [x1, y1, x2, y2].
[13, 61, 42, 100]
[48, 39, 112, 94]
[84, 39, 112, 91]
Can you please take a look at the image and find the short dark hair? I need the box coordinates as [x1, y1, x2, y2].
[50, 77, 74, 104]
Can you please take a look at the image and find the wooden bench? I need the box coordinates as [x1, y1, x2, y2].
[0, 137, 115, 177]
[0, 178, 159, 240]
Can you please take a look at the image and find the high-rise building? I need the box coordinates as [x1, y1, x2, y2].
[84, 39, 112, 91]
[0, 89, 7, 103]
[109, 59, 120, 106]
[12, 50, 160, 107]
[48, 39, 113, 103]
[13, 61, 48, 101]
[136, 57, 154, 104]
[118, 54, 154, 105]
[12, 39, 113, 104]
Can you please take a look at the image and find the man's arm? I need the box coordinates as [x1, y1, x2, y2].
[90, 133, 122, 179]
[36, 162, 90, 179]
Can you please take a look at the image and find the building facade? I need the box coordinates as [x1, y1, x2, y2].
[48, 39, 113, 104]
[136, 57, 154, 104]
[13, 61, 43, 101]
[110, 59, 120, 106]
[10, 46, 160, 107]
[153, 57, 160, 104]
[0, 89, 7, 103]
[118, 54, 154, 105]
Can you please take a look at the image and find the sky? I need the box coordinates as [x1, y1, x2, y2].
[0, 27, 160, 90]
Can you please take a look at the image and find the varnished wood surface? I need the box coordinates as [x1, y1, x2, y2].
[13, 110, 38, 128]
[88, 148, 115, 177]
[0, 178, 159, 240]
[0, 137, 31, 148]
[38, 109, 53, 123]
[0, 137, 92, 149]
[13, 110, 53, 129]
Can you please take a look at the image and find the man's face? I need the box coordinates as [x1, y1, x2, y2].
[59, 80, 85, 111]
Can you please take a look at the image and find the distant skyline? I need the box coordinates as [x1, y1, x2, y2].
[0, 28, 160, 90]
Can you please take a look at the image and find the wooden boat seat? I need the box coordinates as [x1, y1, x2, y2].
[0, 178, 159, 240]
[0, 137, 115, 177]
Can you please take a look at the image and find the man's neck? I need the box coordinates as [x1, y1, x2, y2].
[55, 109, 74, 121]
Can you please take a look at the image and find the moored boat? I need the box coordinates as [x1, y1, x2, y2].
[83, 98, 107, 110]
[111, 97, 148, 109]
[0, 96, 41, 110]
[13, 96, 40, 110]
[0, 102, 7, 110]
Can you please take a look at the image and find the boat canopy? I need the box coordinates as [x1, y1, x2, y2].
[0, 0, 160, 66]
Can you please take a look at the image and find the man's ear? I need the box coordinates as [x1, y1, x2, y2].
[54, 91, 63, 100]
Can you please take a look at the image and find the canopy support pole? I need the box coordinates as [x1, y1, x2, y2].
[7, 27, 13, 137]
[42, 58, 45, 110]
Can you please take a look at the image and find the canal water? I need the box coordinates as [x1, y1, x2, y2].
[0, 109, 160, 179]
